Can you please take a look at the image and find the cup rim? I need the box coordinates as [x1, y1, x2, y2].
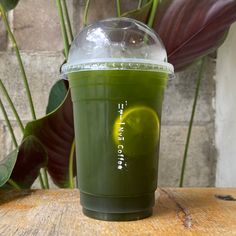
[61, 59, 174, 77]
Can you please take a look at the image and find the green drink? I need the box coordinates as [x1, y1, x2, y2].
[63, 18, 174, 221]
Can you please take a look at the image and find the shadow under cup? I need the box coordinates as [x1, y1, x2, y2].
[68, 69, 168, 221]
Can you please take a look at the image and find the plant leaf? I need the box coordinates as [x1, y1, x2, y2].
[3, 79, 74, 188]
[46, 80, 68, 114]
[154, 0, 236, 71]
[0, 149, 18, 187]
[0, 0, 19, 11]
[122, 0, 153, 23]
[9, 135, 47, 188]
[24, 84, 75, 188]
[0, 135, 47, 189]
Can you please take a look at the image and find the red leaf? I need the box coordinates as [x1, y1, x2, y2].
[154, 0, 236, 71]
[8, 136, 47, 189]
[24, 82, 75, 188]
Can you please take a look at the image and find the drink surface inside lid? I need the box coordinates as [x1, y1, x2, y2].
[62, 17, 174, 75]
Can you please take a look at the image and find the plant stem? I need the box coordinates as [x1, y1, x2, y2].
[147, 0, 158, 28]
[179, 58, 207, 187]
[0, 4, 47, 190]
[0, 98, 18, 148]
[61, 0, 73, 42]
[38, 173, 46, 189]
[0, 4, 36, 121]
[138, 0, 143, 9]
[7, 179, 21, 190]
[0, 80, 24, 133]
[83, 0, 90, 27]
[68, 140, 75, 188]
[116, 0, 121, 17]
[41, 168, 49, 189]
[56, 0, 69, 58]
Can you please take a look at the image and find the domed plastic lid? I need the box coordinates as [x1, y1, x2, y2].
[62, 17, 174, 75]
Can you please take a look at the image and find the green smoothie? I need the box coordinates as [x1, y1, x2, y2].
[69, 69, 167, 221]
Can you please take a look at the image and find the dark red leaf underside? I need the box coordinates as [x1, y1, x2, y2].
[154, 0, 236, 71]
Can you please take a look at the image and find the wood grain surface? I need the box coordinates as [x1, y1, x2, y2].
[0, 188, 235, 236]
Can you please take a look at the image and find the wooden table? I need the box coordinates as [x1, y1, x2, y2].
[0, 188, 235, 235]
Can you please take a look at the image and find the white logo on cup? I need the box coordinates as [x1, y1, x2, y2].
[116, 101, 128, 170]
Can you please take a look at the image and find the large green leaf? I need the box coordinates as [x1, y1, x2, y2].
[0, 0, 19, 11]
[24, 83, 75, 188]
[153, 0, 236, 71]
[46, 80, 68, 114]
[122, 0, 153, 23]
[0, 149, 18, 187]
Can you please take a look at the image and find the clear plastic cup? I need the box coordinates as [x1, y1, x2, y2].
[62, 17, 174, 221]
